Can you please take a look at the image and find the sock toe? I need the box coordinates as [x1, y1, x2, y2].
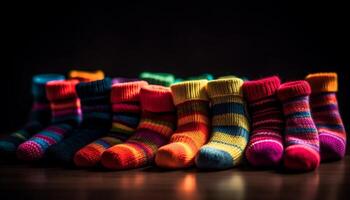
[319, 133, 346, 161]
[284, 145, 320, 171]
[195, 146, 234, 169]
[101, 149, 124, 169]
[17, 141, 43, 161]
[246, 141, 284, 167]
[155, 142, 194, 168]
[74, 147, 101, 167]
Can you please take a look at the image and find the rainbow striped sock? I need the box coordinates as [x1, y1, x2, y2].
[306, 72, 346, 161]
[155, 80, 210, 169]
[74, 81, 148, 167]
[277, 80, 320, 171]
[195, 78, 250, 169]
[243, 76, 284, 167]
[17, 80, 82, 161]
[0, 74, 65, 156]
[101, 85, 176, 170]
[47, 78, 113, 164]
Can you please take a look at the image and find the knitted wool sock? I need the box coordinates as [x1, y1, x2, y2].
[0, 74, 65, 155]
[195, 78, 250, 169]
[47, 78, 112, 164]
[243, 76, 284, 167]
[68, 70, 104, 82]
[74, 81, 148, 167]
[17, 80, 82, 161]
[306, 73, 346, 161]
[155, 80, 210, 168]
[277, 81, 320, 171]
[101, 85, 176, 170]
[139, 72, 175, 86]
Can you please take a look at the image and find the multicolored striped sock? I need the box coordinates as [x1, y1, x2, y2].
[243, 76, 284, 167]
[155, 80, 210, 169]
[195, 78, 250, 169]
[47, 78, 113, 164]
[306, 73, 346, 161]
[74, 81, 148, 167]
[17, 80, 82, 161]
[0, 74, 65, 156]
[277, 80, 320, 171]
[101, 85, 176, 170]
[68, 70, 104, 82]
[139, 72, 175, 86]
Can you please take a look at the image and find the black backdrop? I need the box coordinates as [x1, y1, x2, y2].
[2, 2, 349, 142]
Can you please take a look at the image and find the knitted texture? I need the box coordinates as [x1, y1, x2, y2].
[17, 80, 82, 161]
[139, 72, 175, 86]
[47, 78, 113, 164]
[68, 70, 104, 82]
[306, 73, 346, 161]
[195, 78, 250, 169]
[74, 81, 148, 167]
[0, 74, 65, 155]
[277, 80, 320, 171]
[101, 85, 176, 170]
[243, 76, 284, 167]
[155, 80, 210, 168]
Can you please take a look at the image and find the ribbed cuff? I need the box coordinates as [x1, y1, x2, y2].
[243, 76, 280, 102]
[207, 78, 244, 98]
[305, 72, 338, 93]
[76, 78, 112, 99]
[170, 80, 209, 105]
[46, 80, 79, 101]
[111, 81, 148, 103]
[140, 85, 175, 112]
[32, 74, 65, 100]
[277, 80, 311, 101]
[68, 70, 104, 82]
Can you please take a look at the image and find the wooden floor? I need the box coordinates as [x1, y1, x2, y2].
[1, 156, 349, 200]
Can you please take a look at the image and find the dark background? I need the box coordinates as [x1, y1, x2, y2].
[2, 2, 349, 141]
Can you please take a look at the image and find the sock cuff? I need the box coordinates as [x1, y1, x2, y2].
[305, 72, 338, 93]
[243, 76, 280, 102]
[32, 74, 65, 100]
[111, 81, 148, 103]
[139, 72, 175, 86]
[170, 80, 209, 105]
[207, 78, 244, 98]
[68, 70, 104, 82]
[76, 78, 112, 99]
[277, 80, 311, 101]
[140, 85, 175, 112]
[46, 80, 79, 101]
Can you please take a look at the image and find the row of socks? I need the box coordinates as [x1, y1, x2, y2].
[1, 71, 345, 173]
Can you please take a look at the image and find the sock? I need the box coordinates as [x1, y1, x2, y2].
[74, 81, 148, 167]
[68, 70, 104, 82]
[243, 76, 284, 167]
[139, 72, 175, 86]
[155, 80, 210, 168]
[306, 73, 346, 161]
[277, 80, 320, 171]
[47, 78, 113, 164]
[0, 74, 65, 156]
[101, 85, 176, 169]
[195, 78, 250, 169]
[16, 80, 82, 161]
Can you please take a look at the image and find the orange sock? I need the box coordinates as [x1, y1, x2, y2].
[155, 80, 210, 168]
[68, 70, 104, 82]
